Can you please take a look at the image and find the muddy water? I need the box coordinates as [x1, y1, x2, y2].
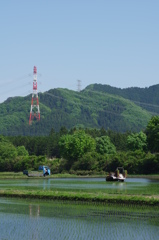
[0, 198, 159, 240]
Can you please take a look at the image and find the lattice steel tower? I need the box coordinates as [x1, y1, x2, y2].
[77, 79, 81, 92]
[29, 66, 40, 125]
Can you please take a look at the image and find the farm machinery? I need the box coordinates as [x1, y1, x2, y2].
[23, 165, 51, 177]
[106, 167, 127, 182]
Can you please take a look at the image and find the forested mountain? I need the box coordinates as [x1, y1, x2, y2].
[85, 84, 159, 114]
[0, 84, 156, 136]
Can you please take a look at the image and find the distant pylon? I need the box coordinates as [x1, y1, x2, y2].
[77, 79, 81, 92]
[29, 66, 40, 125]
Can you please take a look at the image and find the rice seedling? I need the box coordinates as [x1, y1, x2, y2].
[0, 198, 158, 239]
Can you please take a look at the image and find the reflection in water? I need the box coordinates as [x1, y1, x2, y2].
[29, 204, 40, 240]
[29, 204, 40, 217]
[0, 178, 158, 191]
[43, 179, 50, 190]
[0, 198, 158, 240]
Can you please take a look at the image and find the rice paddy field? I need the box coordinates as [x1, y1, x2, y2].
[0, 198, 159, 240]
[0, 177, 159, 204]
[0, 176, 159, 239]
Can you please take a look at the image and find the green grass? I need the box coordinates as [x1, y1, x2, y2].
[0, 188, 158, 206]
[0, 172, 26, 178]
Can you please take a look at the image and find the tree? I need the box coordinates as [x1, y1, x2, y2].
[127, 131, 147, 151]
[47, 134, 60, 158]
[17, 146, 29, 156]
[95, 136, 116, 154]
[59, 126, 68, 136]
[0, 141, 17, 160]
[72, 152, 98, 171]
[146, 116, 159, 152]
[59, 130, 96, 162]
[49, 127, 56, 136]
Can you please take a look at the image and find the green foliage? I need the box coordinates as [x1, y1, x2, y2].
[0, 141, 17, 160]
[1, 116, 159, 174]
[96, 136, 116, 154]
[13, 155, 47, 172]
[146, 116, 159, 152]
[107, 130, 129, 151]
[0, 86, 153, 136]
[49, 159, 61, 174]
[127, 131, 147, 151]
[72, 152, 98, 171]
[142, 153, 158, 174]
[86, 83, 159, 114]
[17, 146, 29, 156]
[59, 130, 96, 162]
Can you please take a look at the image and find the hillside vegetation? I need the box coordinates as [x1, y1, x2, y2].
[85, 84, 159, 114]
[0, 84, 155, 135]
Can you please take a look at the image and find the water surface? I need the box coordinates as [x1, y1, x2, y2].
[0, 198, 158, 240]
[0, 177, 158, 193]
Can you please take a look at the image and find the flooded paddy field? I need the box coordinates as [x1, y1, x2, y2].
[0, 197, 159, 240]
[0, 177, 158, 239]
[0, 177, 158, 196]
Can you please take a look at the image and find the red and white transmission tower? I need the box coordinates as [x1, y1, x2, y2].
[29, 66, 40, 125]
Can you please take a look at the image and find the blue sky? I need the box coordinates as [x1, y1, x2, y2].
[0, 0, 159, 103]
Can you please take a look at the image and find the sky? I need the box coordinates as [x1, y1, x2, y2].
[0, 0, 159, 103]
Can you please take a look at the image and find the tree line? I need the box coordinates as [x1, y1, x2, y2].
[0, 116, 159, 175]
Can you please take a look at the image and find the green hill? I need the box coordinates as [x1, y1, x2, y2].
[0, 85, 154, 136]
[85, 84, 159, 114]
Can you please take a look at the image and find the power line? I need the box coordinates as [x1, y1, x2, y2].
[0, 89, 148, 124]
[1, 86, 158, 118]
[26, 90, 156, 119]
[0, 89, 156, 136]
[1, 71, 158, 111]
[43, 92, 155, 118]
[83, 89, 159, 110]
[0, 73, 32, 87]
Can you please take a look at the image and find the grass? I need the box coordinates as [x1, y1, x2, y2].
[0, 172, 27, 178]
[0, 188, 158, 206]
